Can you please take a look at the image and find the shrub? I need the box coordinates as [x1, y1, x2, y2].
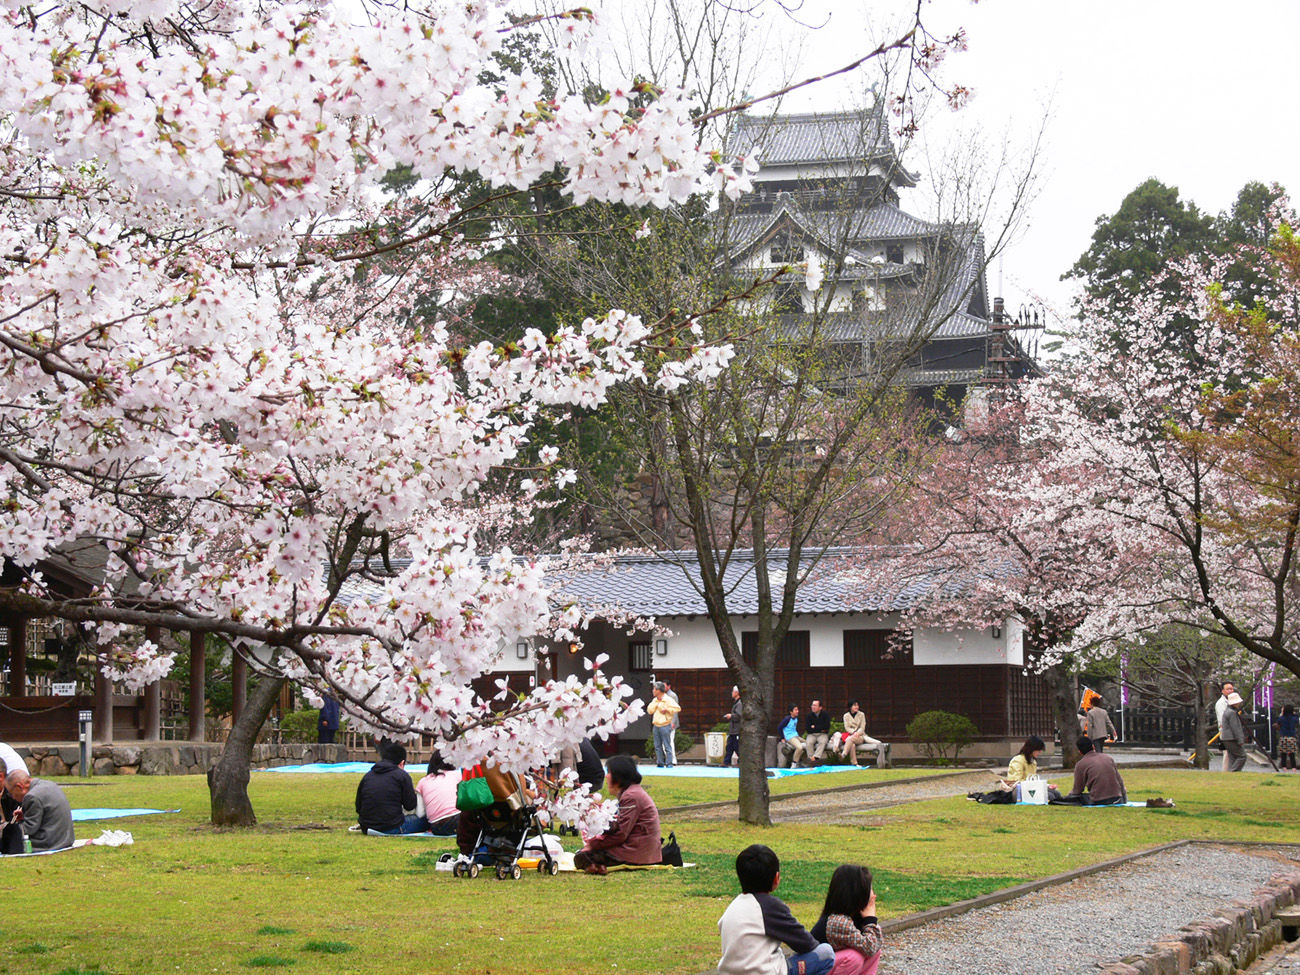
[642, 730, 695, 760]
[276, 708, 346, 744]
[905, 710, 979, 764]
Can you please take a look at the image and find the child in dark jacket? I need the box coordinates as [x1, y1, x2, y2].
[717, 844, 834, 975]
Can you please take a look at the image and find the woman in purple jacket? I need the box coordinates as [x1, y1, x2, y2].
[573, 755, 662, 875]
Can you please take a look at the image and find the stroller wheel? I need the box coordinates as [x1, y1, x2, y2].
[510, 864, 522, 881]
[547, 860, 560, 877]
[495, 863, 508, 880]
[452, 862, 464, 878]
[468, 863, 480, 879]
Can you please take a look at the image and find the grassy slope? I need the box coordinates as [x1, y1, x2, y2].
[0, 769, 1295, 975]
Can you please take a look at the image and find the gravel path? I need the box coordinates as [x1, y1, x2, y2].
[679, 770, 1000, 824]
[882, 845, 1300, 974]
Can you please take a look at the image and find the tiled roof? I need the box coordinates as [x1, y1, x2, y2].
[333, 548, 1011, 623]
[724, 201, 946, 262]
[548, 548, 949, 618]
[727, 110, 894, 168]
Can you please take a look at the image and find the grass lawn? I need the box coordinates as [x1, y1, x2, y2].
[0, 768, 1296, 975]
[647, 766, 955, 808]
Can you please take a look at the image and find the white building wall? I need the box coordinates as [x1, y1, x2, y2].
[911, 625, 1010, 666]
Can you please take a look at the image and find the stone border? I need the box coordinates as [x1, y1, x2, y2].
[1099, 844, 1300, 975]
[10, 741, 348, 776]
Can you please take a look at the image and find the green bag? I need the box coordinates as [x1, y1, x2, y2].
[456, 776, 495, 812]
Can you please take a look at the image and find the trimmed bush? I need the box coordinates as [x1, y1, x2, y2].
[906, 710, 979, 764]
[277, 708, 346, 744]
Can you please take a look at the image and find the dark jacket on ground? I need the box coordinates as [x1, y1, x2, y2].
[354, 760, 417, 832]
[1070, 750, 1127, 804]
[20, 778, 75, 851]
[806, 710, 831, 735]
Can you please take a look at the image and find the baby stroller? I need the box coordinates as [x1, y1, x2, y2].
[452, 765, 560, 881]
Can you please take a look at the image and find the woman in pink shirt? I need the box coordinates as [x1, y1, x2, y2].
[414, 751, 460, 836]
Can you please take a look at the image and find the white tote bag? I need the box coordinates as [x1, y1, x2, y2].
[1017, 777, 1049, 805]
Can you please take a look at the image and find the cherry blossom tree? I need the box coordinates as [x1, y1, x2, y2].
[1019, 209, 1300, 699]
[0, 0, 764, 825]
[859, 395, 1171, 767]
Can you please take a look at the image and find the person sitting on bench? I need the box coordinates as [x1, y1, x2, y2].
[777, 705, 806, 768]
[1065, 736, 1127, 805]
[835, 701, 888, 767]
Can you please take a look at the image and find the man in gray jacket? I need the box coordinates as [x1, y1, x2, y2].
[1219, 692, 1250, 772]
[723, 686, 744, 767]
[4, 767, 75, 852]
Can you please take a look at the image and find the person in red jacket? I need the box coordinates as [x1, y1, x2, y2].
[573, 755, 661, 875]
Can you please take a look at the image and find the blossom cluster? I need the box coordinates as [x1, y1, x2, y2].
[0, 0, 754, 816]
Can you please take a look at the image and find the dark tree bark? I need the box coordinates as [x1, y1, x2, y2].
[207, 674, 286, 826]
[1042, 663, 1081, 769]
[736, 674, 772, 826]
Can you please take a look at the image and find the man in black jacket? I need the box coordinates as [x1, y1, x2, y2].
[805, 700, 831, 765]
[355, 741, 422, 834]
[723, 687, 744, 767]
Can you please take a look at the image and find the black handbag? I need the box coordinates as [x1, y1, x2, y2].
[660, 830, 683, 867]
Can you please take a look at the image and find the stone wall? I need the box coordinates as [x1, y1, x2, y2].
[1099, 866, 1300, 975]
[11, 742, 348, 776]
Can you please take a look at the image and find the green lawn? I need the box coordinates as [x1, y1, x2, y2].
[0, 769, 1295, 975]
[647, 766, 955, 808]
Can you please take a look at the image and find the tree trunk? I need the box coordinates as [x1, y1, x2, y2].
[1043, 663, 1081, 769]
[736, 678, 772, 826]
[207, 674, 286, 826]
[1193, 679, 1211, 769]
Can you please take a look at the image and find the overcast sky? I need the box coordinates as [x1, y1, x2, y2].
[734, 0, 1300, 335]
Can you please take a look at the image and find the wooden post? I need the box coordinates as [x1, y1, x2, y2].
[7, 616, 27, 697]
[143, 624, 162, 740]
[188, 630, 206, 742]
[94, 662, 113, 743]
[231, 648, 247, 726]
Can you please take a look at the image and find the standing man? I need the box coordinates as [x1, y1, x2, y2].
[647, 682, 681, 768]
[1083, 697, 1118, 753]
[663, 679, 681, 767]
[778, 704, 805, 768]
[723, 686, 744, 768]
[318, 695, 340, 744]
[1219, 692, 1250, 773]
[1215, 681, 1236, 772]
[805, 699, 831, 765]
[4, 767, 75, 852]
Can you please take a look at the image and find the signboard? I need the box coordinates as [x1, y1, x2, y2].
[78, 710, 93, 723]
[51, 682, 76, 696]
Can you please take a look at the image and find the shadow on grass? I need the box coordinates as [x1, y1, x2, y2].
[244, 956, 297, 968]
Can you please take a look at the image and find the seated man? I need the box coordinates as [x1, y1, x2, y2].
[777, 705, 805, 769]
[4, 767, 75, 852]
[0, 753, 27, 855]
[574, 755, 661, 875]
[804, 700, 831, 764]
[355, 741, 424, 834]
[1067, 736, 1127, 805]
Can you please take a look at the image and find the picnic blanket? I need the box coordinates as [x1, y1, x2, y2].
[268, 761, 867, 777]
[71, 808, 179, 821]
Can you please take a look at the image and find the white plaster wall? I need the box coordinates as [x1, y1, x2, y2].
[1006, 617, 1025, 667]
[912, 625, 1010, 666]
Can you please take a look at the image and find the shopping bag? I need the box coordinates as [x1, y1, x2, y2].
[1018, 777, 1049, 805]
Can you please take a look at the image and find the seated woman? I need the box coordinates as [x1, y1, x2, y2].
[573, 755, 661, 875]
[1004, 735, 1044, 786]
[414, 750, 460, 836]
[811, 864, 883, 975]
